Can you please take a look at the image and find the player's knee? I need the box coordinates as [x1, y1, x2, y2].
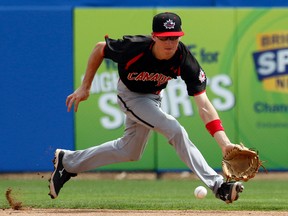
[115, 140, 144, 161]
[116, 143, 142, 161]
[168, 125, 188, 145]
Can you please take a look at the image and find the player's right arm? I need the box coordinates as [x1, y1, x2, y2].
[66, 42, 106, 112]
[194, 92, 236, 156]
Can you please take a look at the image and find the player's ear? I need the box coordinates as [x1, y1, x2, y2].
[151, 33, 156, 41]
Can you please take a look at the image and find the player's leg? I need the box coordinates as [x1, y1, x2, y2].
[49, 115, 151, 199]
[117, 85, 222, 192]
[123, 98, 223, 190]
[151, 113, 244, 202]
[63, 116, 151, 173]
[116, 81, 243, 203]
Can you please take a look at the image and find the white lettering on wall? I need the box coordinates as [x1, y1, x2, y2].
[82, 72, 235, 129]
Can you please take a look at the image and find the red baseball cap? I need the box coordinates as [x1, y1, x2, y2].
[152, 12, 184, 37]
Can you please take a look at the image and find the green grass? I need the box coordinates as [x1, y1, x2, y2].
[1, 178, 288, 211]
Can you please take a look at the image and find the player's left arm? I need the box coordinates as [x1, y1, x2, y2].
[66, 42, 106, 112]
[194, 92, 235, 155]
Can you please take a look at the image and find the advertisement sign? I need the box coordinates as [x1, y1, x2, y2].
[74, 8, 288, 171]
[237, 9, 288, 169]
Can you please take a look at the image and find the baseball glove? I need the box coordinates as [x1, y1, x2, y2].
[222, 143, 265, 182]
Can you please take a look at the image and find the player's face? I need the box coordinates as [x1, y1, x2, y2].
[152, 36, 180, 60]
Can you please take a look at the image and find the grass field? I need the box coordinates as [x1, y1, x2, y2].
[1, 173, 288, 212]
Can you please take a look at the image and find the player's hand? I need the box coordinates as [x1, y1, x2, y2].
[66, 86, 90, 112]
[221, 143, 237, 156]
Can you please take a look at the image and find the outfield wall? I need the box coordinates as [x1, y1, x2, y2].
[1, 6, 287, 172]
[0, 7, 74, 172]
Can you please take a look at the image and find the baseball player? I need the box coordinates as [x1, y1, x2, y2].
[49, 12, 244, 203]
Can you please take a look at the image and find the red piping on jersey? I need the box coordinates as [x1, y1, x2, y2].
[193, 90, 206, 96]
[125, 52, 145, 70]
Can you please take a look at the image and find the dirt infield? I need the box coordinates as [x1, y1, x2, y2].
[1, 209, 288, 216]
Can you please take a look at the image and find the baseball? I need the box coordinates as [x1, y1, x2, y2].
[194, 186, 207, 199]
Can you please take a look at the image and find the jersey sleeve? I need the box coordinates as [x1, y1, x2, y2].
[103, 35, 151, 63]
[179, 43, 207, 96]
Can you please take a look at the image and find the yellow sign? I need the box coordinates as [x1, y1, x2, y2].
[255, 31, 288, 93]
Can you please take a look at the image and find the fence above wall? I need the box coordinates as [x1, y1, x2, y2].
[1, 0, 288, 7]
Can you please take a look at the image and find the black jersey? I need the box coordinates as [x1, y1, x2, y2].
[103, 35, 206, 96]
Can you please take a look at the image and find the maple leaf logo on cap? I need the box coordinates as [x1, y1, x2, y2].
[163, 19, 175, 29]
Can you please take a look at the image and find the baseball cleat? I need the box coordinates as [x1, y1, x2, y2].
[216, 181, 244, 204]
[48, 149, 77, 199]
